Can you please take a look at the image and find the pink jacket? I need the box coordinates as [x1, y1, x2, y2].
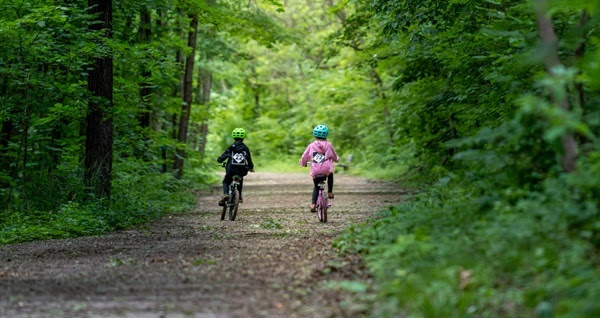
[299, 140, 339, 177]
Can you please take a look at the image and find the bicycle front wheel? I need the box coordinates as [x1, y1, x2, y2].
[229, 188, 240, 221]
[318, 190, 328, 223]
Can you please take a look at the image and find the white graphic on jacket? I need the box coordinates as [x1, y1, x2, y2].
[312, 152, 326, 164]
[232, 152, 246, 165]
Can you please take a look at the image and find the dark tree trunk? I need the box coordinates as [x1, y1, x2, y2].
[0, 118, 12, 154]
[173, 16, 198, 179]
[198, 70, 212, 159]
[49, 122, 62, 173]
[85, 0, 114, 199]
[138, 9, 152, 129]
[172, 114, 178, 140]
[157, 9, 165, 30]
[0, 78, 10, 158]
[535, 0, 577, 173]
[20, 102, 30, 207]
[177, 9, 186, 100]
[574, 10, 588, 109]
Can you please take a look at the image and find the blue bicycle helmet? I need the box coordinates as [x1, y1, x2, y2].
[313, 125, 329, 138]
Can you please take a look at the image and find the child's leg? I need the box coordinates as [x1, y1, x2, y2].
[222, 174, 233, 195]
[327, 173, 334, 193]
[238, 178, 244, 198]
[312, 178, 319, 204]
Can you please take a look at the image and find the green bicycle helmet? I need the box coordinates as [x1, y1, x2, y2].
[232, 128, 247, 139]
[313, 125, 329, 138]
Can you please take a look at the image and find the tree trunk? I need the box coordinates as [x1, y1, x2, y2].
[138, 9, 152, 129]
[198, 71, 212, 159]
[535, 0, 577, 173]
[0, 118, 12, 155]
[177, 9, 186, 100]
[85, 0, 114, 199]
[48, 122, 62, 173]
[22, 103, 30, 205]
[574, 10, 588, 109]
[0, 78, 10, 158]
[371, 68, 394, 143]
[173, 15, 198, 179]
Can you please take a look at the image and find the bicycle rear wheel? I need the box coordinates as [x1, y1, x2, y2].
[317, 190, 328, 222]
[229, 188, 240, 221]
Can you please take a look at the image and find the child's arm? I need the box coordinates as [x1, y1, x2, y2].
[217, 147, 232, 163]
[328, 144, 340, 162]
[299, 145, 311, 166]
[246, 147, 254, 171]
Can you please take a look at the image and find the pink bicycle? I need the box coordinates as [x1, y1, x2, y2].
[314, 174, 331, 223]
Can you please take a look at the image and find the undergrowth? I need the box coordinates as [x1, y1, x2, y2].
[0, 160, 215, 245]
[334, 168, 600, 317]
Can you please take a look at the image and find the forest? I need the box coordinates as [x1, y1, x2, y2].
[1, 0, 600, 317]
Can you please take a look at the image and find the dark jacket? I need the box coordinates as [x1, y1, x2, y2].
[217, 141, 254, 176]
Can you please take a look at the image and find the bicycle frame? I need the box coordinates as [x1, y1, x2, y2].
[315, 175, 330, 223]
[221, 175, 243, 221]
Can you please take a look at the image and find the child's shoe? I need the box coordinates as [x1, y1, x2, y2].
[218, 195, 229, 206]
[310, 204, 317, 212]
[328, 192, 334, 199]
[239, 197, 243, 203]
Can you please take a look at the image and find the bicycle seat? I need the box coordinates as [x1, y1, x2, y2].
[314, 174, 327, 182]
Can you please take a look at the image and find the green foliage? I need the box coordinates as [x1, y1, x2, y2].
[0, 159, 204, 244]
[1, 1, 599, 316]
[259, 217, 283, 229]
[0, 0, 283, 243]
[335, 168, 600, 317]
[323, 0, 600, 317]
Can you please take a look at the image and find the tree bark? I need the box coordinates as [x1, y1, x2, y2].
[535, 0, 577, 173]
[198, 70, 212, 159]
[49, 121, 62, 173]
[173, 15, 198, 179]
[574, 10, 588, 109]
[0, 118, 12, 155]
[85, 0, 114, 199]
[0, 78, 10, 158]
[177, 9, 186, 100]
[371, 68, 394, 144]
[21, 103, 30, 205]
[138, 9, 152, 129]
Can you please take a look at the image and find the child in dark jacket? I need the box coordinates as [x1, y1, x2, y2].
[217, 128, 254, 205]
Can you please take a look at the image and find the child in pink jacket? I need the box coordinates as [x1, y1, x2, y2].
[299, 125, 339, 212]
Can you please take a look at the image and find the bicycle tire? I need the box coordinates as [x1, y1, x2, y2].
[221, 204, 227, 220]
[320, 190, 328, 223]
[229, 187, 240, 221]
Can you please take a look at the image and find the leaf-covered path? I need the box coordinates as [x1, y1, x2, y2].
[1, 172, 406, 317]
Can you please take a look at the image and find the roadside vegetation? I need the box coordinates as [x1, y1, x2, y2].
[329, 1, 600, 317]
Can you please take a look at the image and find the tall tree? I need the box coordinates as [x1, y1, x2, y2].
[198, 69, 212, 159]
[535, 0, 578, 172]
[85, 0, 114, 198]
[138, 8, 152, 129]
[173, 15, 199, 178]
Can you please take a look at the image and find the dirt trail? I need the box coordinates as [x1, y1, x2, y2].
[0, 172, 407, 317]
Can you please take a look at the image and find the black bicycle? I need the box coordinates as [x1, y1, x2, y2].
[221, 174, 243, 221]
